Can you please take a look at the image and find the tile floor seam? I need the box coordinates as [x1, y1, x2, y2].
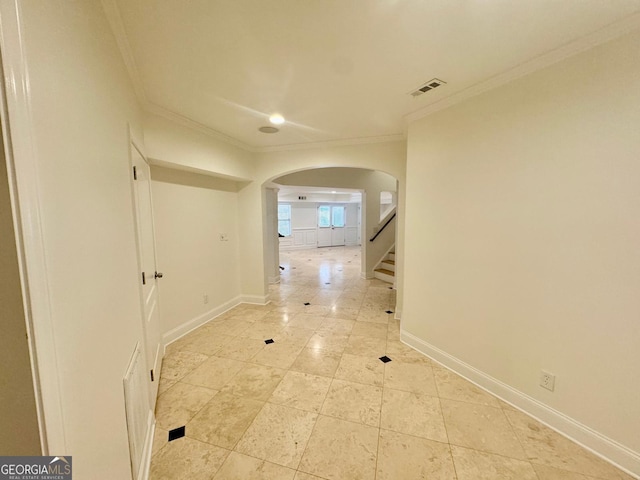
[151, 246, 636, 479]
[449, 442, 546, 463]
[312, 411, 384, 432]
[378, 426, 452, 448]
[448, 441, 460, 480]
[315, 378, 337, 421]
[527, 461, 612, 480]
[373, 422, 382, 480]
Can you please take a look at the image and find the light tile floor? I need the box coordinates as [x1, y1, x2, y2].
[150, 246, 634, 480]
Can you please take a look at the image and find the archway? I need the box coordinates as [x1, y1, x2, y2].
[262, 167, 399, 298]
[232, 140, 406, 316]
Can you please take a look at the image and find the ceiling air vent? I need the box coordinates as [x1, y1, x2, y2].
[410, 78, 446, 97]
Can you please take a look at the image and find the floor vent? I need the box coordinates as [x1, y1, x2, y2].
[410, 78, 446, 97]
[123, 344, 148, 479]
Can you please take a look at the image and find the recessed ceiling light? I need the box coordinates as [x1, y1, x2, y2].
[259, 126, 279, 134]
[269, 114, 285, 125]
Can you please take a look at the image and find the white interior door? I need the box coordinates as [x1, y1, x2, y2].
[317, 205, 345, 247]
[131, 145, 162, 405]
[331, 205, 345, 246]
[317, 205, 331, 247]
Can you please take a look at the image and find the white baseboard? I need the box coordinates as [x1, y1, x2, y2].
[393, 309, 402, 321]
[162, 294, 272, 349]
[137, 413, 155, 480]
[239, 294, 270, 305]
[400, 329, 640, 479]
[162, 296, 242, 346]
[360, 271, 374, 280]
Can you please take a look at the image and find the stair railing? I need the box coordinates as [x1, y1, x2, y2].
[369, 212, 396, 242]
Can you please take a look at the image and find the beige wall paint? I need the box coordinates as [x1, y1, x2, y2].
[151, 167, 242, 334]
[6, 1, 148, 476]
[404, 30, 640, 458]
[144, 112, 255, 181]
[0, 133, 40, 455]
[256, 141, 406, 183]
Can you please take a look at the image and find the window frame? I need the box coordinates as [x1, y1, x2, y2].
[277, 203, 292, 237]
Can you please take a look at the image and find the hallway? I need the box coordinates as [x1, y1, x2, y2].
[150, 247, 631, 480]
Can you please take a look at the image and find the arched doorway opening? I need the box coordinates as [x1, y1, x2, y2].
[262, 167, 399, 300]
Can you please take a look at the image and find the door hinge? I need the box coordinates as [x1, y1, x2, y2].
[133, 166, 137, 180]
[150, 369, 154, 382]
[142, 271, 146, 285]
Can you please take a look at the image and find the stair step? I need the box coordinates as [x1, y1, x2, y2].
[375, 268, 395, 276]
[381, 259, 395, 273]
[388, 253, 396, 261]
[374, 268, 395, 284]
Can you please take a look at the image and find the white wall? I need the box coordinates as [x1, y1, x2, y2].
[144, 111, 255, 181]
[280, 202, 318, 250]
[278, 192, 360, 204]
[403, 30, 640, 473]
[151, 167, 242, 340]
[278, 201, 361, 251]
[1, 1, 150, 477]
[290, 202, 318, 229]
[345, 203, 359, 246]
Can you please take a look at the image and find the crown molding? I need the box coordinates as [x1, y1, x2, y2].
[256, 133, 406, 154]
[145, 102, 406, 154]
[144, 102, 258, 152]
[404, 12, 640, 127]
[101, 0, 147, 102]
[145, 101, 407, 153]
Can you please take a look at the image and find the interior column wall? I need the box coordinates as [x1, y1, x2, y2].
[263, 187, 280, 284]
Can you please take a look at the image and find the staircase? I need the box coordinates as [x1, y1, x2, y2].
[374, 250, 395, 284]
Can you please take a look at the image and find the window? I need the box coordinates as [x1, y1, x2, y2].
[278, 204, 291, 236]
[332, 206, 345, 227]
[318, 205, 345, 228]
[318, 205, 331, 228]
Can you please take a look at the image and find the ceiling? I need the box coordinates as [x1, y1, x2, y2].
[112, 0, 640, 150]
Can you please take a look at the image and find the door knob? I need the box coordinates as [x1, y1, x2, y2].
[155, 271, 164, 279]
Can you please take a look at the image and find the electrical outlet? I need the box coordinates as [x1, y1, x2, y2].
[203, 294, 209, 304]
[540, 370, 555, 391]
